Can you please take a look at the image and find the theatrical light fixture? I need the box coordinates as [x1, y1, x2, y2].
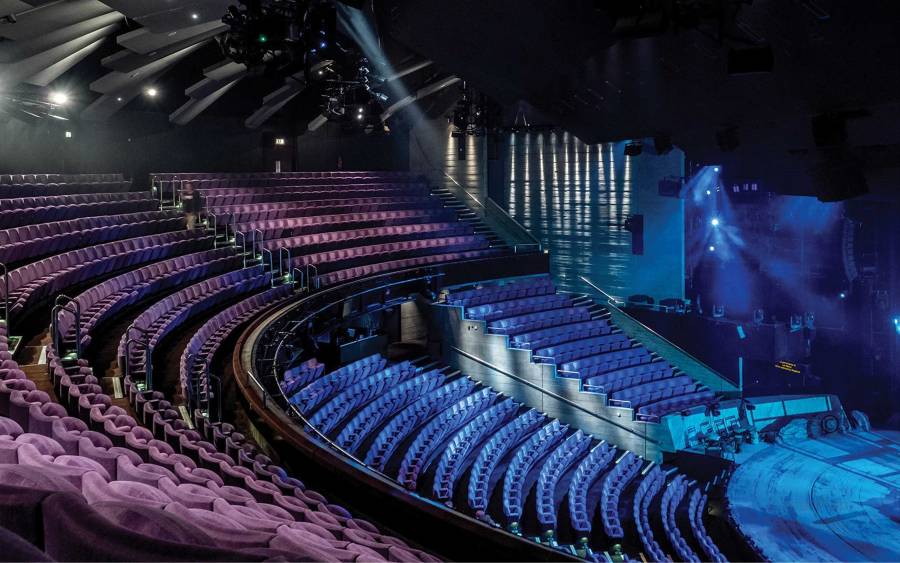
[64, 131, 72, 138]
[708, 245, 716, 252]
[839, 292, 847, 299]
[706, 189, 712, 196]
[49, 91, 69, 105]
[145, 87, 158, 97]
[116, 97, 123, 102]
[713, 166, 720, 172]
[191, 13, 199, 20]
[894, 317, 900, 335]
[274, 137, 286, 145]
[710, 217, 720, 227]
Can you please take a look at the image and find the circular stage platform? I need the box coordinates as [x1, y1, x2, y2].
[727, 430, 900, 562]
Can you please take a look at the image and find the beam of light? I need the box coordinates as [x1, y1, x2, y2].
[49, 91, 69, 105]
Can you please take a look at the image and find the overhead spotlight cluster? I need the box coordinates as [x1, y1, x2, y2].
[218, 0, 335, 68]
[0, 88, 72, 122]
[316, 59, 389, 131]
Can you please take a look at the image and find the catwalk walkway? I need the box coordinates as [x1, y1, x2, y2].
[727, 430, 900, 562]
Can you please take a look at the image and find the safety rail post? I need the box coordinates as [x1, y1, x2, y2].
[208, 212, 219, 247]
[306, 264, 319, 291]
[0, 262, 8, 332]
[234, 231, 248, 268]
[278, 247, 293, 280]
[253, 229, 264, 259]
[185, 353, 196, 412]
[51, 295, 82, 359]
[208, 373, 223, 423]
[292, 267, 305, 290]
[125, 325, 152, 389]
[261, 249, 275, 284]
[151, 175, 161, 209]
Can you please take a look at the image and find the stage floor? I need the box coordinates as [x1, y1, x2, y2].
[728, 430, 900, 562]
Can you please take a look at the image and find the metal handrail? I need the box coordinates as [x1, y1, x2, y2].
[578, 275, 736, 390]
[234, 231, 249, 267]
[306, 264, 319, 291]
[208, 373, 223, 423]
[125, 325, 152, 388]
[484, 197, 542, 252]
[51, 295, 81, 359]
[278, 247, 293, 279]
[261, 249, 275, 284]
[0, 262, 8, 330]
[253, 229, 264, 258]
[292, 267, 305, 289]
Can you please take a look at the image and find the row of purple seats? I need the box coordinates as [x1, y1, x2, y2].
[431, 400, 520, 502]
[363, 377, 478, 472]
[120, 268, 270, 377]
[335, 373, 447, 455]
[0, 181, 132, 198]
[6, 230, 210, 317]
[261, 222, 473, 253]
[308, 364, 422, 436]
[534, 333, 632, 365]
[317, 248, 503, 288]
[567, 442, 617, 534]
[444, 275, 555, 307]
[633, 466, 667, 562]
[62, 249, 242, 350]
[508, 319, 611, 350]
[235, 208, 459, 242]
[0, 191, 149, 211]
[1, 173, 123, 184]
[560, 346, 652, 377]
[689, 488, 727, 562]
[600, 452, 644, 537]
[637, 389, 717, 419]
[0, 211, 182, 265]
[0, 196, 157, 229]
[583, 362, 674, 395]
[292, 236, 488, 274]
[465, 293, 573, 322]
[181, 286, 293, 408]
[281, 354, 384, 402]
[466, 409, 546, 512]
[203, 187, 429, 208]
[210, 195, 440, 224]
[661, 475, 700, 562]
[197, 182, 428, 196]
[533, 430, 592, 528]
[488, 306, 593, 336]
[501, 419, 569, 522]
[0, 418, 432, 561]
[396, 389, 498, 491]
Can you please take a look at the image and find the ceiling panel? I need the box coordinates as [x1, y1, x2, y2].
[102, 27, 218, 72]
[0, 12, 121, 63]
[90, 42, 204, 94]
[0, 0, 111, 40]
[0, 1, 31, 18]
[24, 37, 107, 86]
[102, 0, 230, 33]
[116, 20, 226, 55]
[170, 77, 240, 125]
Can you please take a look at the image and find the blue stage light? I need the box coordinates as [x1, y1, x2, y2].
[894, 317, 900, 335]
[320, 41, 327, 49]
[708, 245, 716, 252]
[711, 217, 720, 227]
[706, 189, 712, 196]
[713, 166, 720, 172]
[839, 291, 847, 299]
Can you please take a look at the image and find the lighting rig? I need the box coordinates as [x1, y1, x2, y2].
[219, 0, 390, 130]
[449, 84, 498, 137]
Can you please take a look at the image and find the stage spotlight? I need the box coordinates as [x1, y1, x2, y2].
[839, 291, 847, 299]
[713, 166, 720, 173]
[705, 189, 712, 196]
[191, 12, 199, 20]
[894, 317, 900, 335]
[116, 97, 123, 102]
[710, 217, 720, 227]
[145, 87, 158, 98]
[49, 91, 69, 105]
[708, 245, 716, 252]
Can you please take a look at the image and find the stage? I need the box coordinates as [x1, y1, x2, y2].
[727, 429, 900, 562]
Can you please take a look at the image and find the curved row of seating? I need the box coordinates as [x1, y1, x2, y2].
[442, 277, 720, 422]
[689, 488, 727, 562]
[63, 248, 242, 350]
[0, 210, 182, 265]
[633, 466, 667, 561]
[180, 285, 294, 410]
[215, 195, 437, 224]
[317, 249, 502, 288]
[534, 430, 592, 527]
[0, 194, 157, 229]
[262, 222, 473, 254]
[567, 441, 617, 535]
[501, 419, 569, 522]
[2, 172, 123, 184]
[600, 452, 644, 537]
[397, 389, 499, 491]
[0, 191, 149, 211]
[0, 178, 131, 198]
[7, 230, 210, 316]
[661, 475, 700, 562]
[204, 185, 431, 208]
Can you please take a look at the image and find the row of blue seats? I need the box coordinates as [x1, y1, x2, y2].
[396, 389, 497, 490]
[501, 419, 569, 522]
[444, 276, 555, 308]
[534, 431, 592, 527]
[465, 293, 573, 323]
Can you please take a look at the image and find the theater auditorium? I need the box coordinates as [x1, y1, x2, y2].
[1, 1, 899, 562]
